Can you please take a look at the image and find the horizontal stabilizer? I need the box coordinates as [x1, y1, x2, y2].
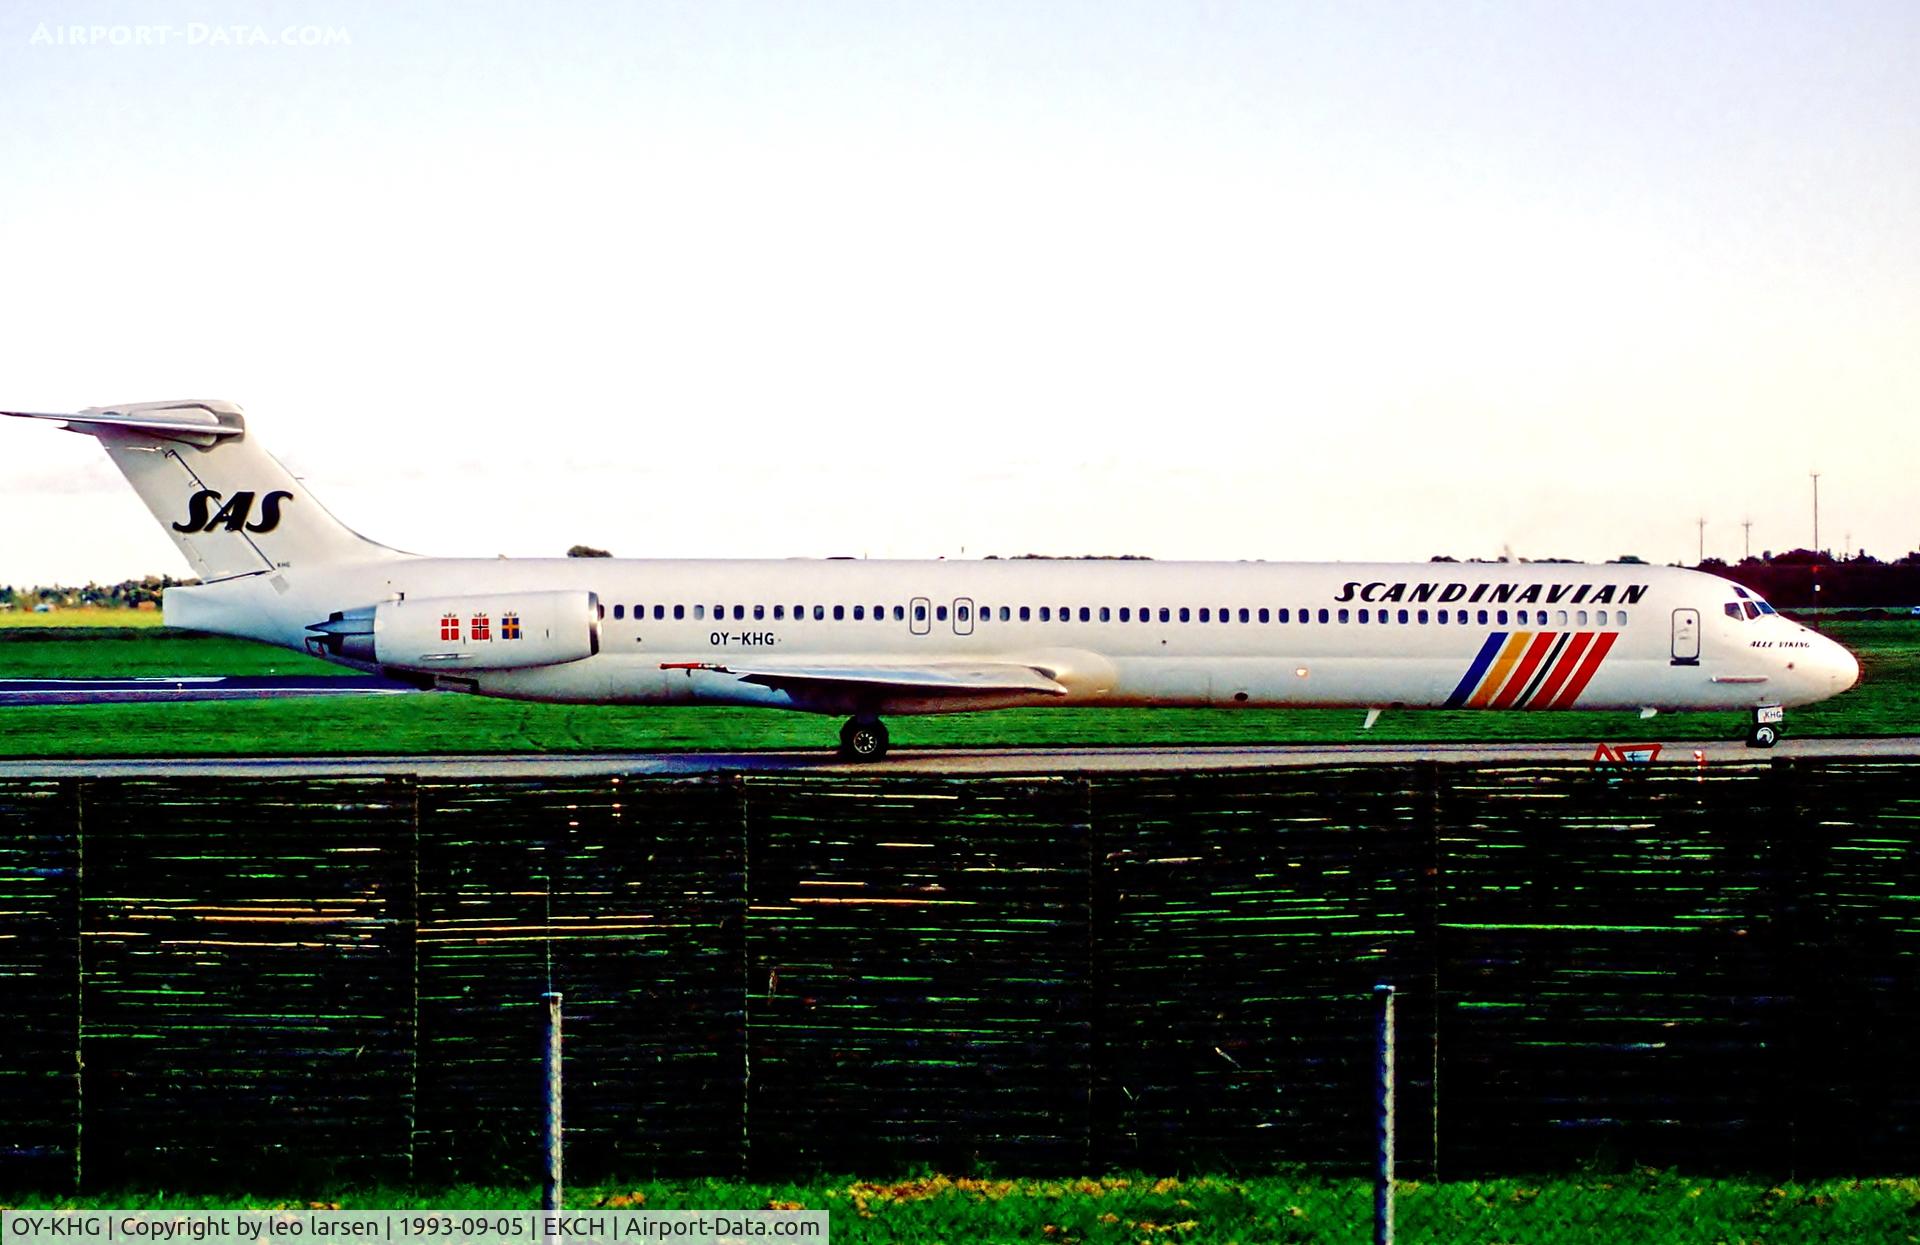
[661, 661, 1069, 698]
[3, 401, 245, 447]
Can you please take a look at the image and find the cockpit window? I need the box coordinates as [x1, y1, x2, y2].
[1726, 603, 1743, 619]
[1744, 601, 1761, 619]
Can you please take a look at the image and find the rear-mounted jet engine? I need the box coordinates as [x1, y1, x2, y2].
[308, 590, 601, 672]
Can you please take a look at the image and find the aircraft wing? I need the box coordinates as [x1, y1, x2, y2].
[661, 661, 1069, 698]
[0, 675, 422, 706]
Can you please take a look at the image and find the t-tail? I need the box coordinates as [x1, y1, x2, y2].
[3, 399, 407, 583]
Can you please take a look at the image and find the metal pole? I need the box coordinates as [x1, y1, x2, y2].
[1810, 471, 1820, 555]
[543, 991, 564, 1221]
[1374, 983, 1396, 1245]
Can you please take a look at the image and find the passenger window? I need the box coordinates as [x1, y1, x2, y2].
[1099, 606, 1110, 622]
[1555, 610, 1568, 626]
[1277, 609, 1289, 623]
[613, 604, 625, 620]
[1398, 609, 1409, 624]
[729, 605, 741, 621]
[1238, 608, 1249, 623]
[853, 605, 865, 621]
[937, 605, 948, 621]
[1456, 610, 1467, 624]
[1436, 610, 1446, 624]
[1537, 611, 1549, 625]
[1020, 606, 1031, 622]
[1159, 607, 1170, 622]
[1199, 608, 1211, 623]
[1417, 610, 1429, 624]
[1118, 607, 1130, 622]
[957, 604, 970, 622]
[1258, 608, 1269, 623]
[1359, 608, 1370, 623]
[1080, 607, 1091, 622]
[1040, 606, 1051, 622]
[674, 605, 685, 620]
[1058, 605, 1070, 621]
[999, 606, 1010, 622]
[1179, 607, 1191, 623]
[913, 603, 926, 622]
[1476, 610, 1488, 625]
[694, 605, 706, 621]
[814, 605, 825, 620]
[1334, 608, 1346, 624]
[1317, 608, 1329, 623]
[1576, 610, 1588, 626]
[894, 605, 905, 621]
[654, 605, 665, 620]
[774, 605, 785, 620]
[1496, 610, 1508, 625]
[754, 605, 765, 621]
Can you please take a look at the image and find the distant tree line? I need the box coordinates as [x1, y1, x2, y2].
[0, 574, 196, 610]
[1708, 549, 1920, 611]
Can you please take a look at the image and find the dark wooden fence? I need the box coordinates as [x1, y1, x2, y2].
[2, 760, 1917, 1191]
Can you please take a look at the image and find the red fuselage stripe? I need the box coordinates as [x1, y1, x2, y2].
[1549, 630, 1619, 708]
[1490, 631, 1560, 708]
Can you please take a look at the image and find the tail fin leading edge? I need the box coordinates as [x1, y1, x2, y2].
[4, 399, 405, 582]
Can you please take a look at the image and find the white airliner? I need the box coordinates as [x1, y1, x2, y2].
[3, 400, 1859, 757]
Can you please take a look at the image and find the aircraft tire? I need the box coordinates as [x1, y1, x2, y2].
[1746, 723, 1779, 749]
[839, 717, 890, 760]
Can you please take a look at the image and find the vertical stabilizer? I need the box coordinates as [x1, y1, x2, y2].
[4, 399, 406, 581]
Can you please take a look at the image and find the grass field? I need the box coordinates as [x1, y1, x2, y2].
[0, 621, 1913, 758]
[10, 1173, 1919, 1243]
[0, 606, 166, 627]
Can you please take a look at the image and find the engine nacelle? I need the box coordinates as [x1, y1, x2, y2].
[309, 591, 601, 672]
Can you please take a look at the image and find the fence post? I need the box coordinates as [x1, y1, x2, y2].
[1374, 982, 1396, 1245]
[543, 991, 564, 1223]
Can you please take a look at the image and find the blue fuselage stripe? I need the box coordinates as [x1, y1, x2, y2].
[1445, 632, 1509, 708]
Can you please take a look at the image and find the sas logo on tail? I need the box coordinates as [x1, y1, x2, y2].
[173, 488, 294, 534]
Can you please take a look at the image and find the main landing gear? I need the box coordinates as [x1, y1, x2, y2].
[839, 716, 891, 760]
[1746, 705, 1784, 749]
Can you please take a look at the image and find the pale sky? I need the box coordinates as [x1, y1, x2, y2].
[2, 1, 1916, 585]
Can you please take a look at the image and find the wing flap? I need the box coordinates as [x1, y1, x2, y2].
[661, 661, 1068, 697]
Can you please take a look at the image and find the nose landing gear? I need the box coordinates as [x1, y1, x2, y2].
[1746, 705, 1784, 749]
[838, 716, 891, 760]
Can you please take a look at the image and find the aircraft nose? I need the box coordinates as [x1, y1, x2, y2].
[1825, 637, 1861, 695]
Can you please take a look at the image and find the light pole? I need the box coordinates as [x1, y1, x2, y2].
[1811, 471, 1821, 555]
[1742, 519, 1752, 562]
[1697, 516, 1706, 565]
